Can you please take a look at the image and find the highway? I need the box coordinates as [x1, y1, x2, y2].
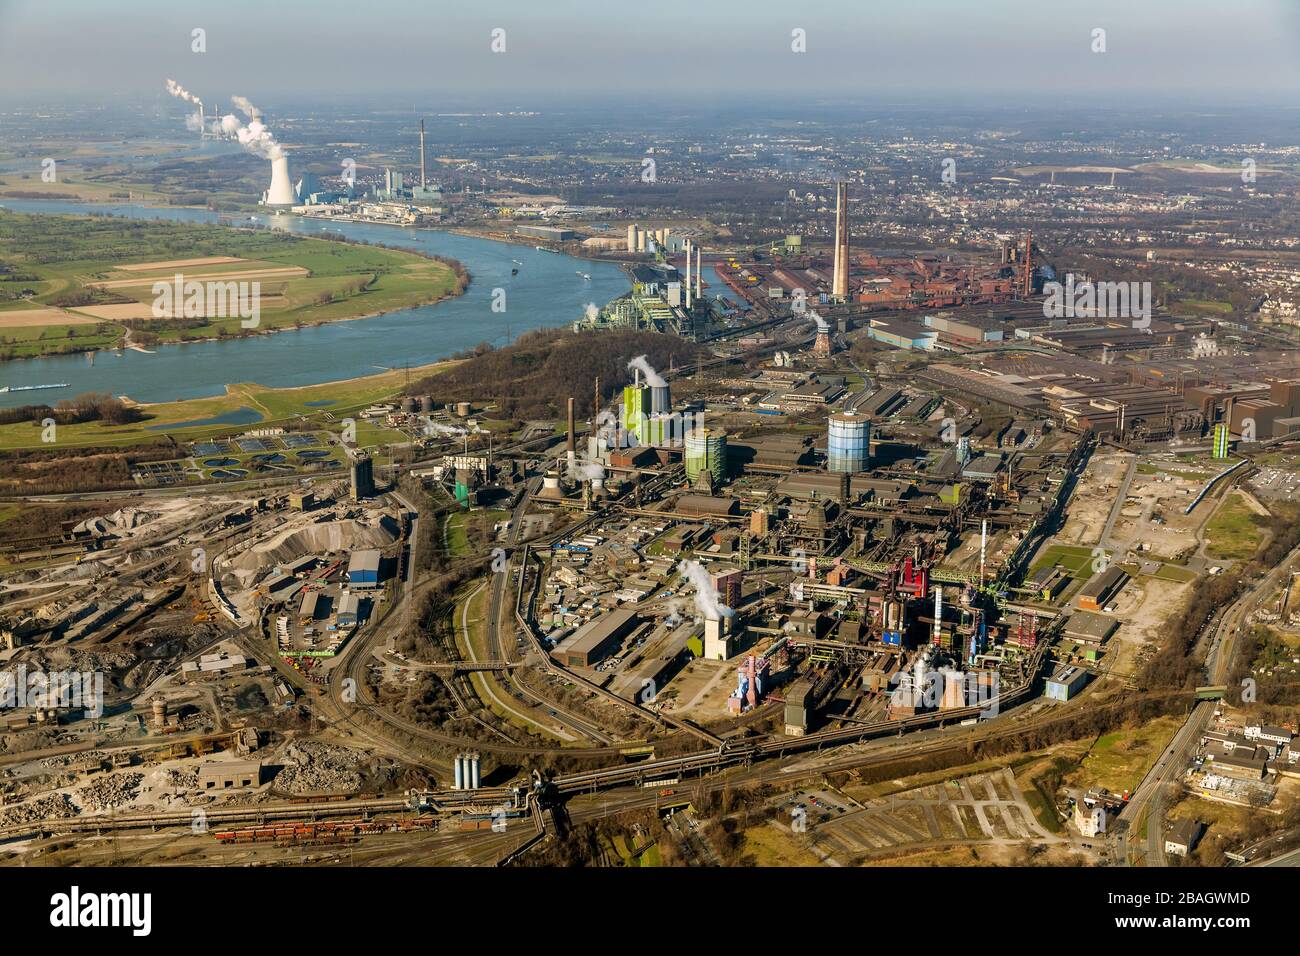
[1114, 534, 1300, 866]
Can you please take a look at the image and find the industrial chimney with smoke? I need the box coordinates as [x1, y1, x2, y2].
[263, 155, 297, 207]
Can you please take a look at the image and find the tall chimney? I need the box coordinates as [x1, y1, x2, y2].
[933, 584, 943, 645]
[566, 397, 576, 455]
[419, 118, 427, 189]
[684, 240, 693, 309]
[832, 182, 849, 299]
[1022, 230, 1033, 297]
[695, 244, 702, 299]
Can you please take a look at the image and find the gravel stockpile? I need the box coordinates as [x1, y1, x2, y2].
[75, 773, 144, 812]
[0, 793, 78, 827]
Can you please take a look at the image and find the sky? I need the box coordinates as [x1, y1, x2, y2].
[1, 0, 1298, 106]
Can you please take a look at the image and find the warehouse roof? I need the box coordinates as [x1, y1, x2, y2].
[1079, 564, 1128, 598]
[554, 607, 640, 659]
[674, 495, 739, 516]
[347, 549, 381, 575]
[1048, 665, 1087, 686]
[1064, 610, 1119, 642]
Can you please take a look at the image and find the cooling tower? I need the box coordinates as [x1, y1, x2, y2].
[264, 154, 296, 207]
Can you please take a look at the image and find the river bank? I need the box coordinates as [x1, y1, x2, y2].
[0, 199, 630, 409]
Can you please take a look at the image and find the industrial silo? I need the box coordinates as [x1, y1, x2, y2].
[649, 383, 671, 416]
[401, 396, 418, 414]
[685, 427, 727, 484]
[827, 410, 870, 473]
[420, 395, 434, 413]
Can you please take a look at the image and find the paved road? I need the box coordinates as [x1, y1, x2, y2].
[1116, 537, 1300, 866]
[1255, 846, 1300, 866]
[1100, 456, 1136, 551]
[1116, 700, 1215, 866]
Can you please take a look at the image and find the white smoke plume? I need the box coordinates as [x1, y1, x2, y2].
[165, 78, 202, 108]
[677, 560, 734, 622]
[808, 309, 830, 333]
[566, 458, 605, 481]
[164, 80, 283, 159]
[234, 117, 284, 159]
[230, 95, 261, 120]
[627, 354, 667, 387]
[422, 421, 467, 438]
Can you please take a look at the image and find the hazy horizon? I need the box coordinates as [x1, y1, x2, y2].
[2, 0, 1298, 107]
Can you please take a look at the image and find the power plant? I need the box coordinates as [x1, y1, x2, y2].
[263, 154, 297, 207]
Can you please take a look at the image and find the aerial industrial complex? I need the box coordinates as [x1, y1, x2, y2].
[1, 6, 1298, 894]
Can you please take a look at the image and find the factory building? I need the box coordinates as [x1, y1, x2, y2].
[712, 568, 744, 609]
[351, 455, 375, 501]
[1212, 422, 1231, 459]
[346, 550, 383, 589]
[1078, 565, 1128, 611]
[1027, 564, 1071, 602]
[784, 679, 814, 736]
[865, 318, 938, 351]
[703, 615, 735, 661]
[827, 410, 870, 473]
[197, 759, 262, 791]
[337, 590, 362, 627]
[622, 383, 649, 443]
[1045, 665, 1089, 702]
[551, 607, 641, 667]
[515, 224, 577, 241]
[1063, 610, 1118, 646]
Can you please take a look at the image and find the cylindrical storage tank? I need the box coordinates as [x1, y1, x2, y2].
[684, 428, 727, 484]
[455, 401, 472, 417]
[627, 224, 638, 252]
[469, 753, 480, 790]
[420, 395, 434, 413]
[151, 698, 166, 727]
[453, 755, 465, 790]
[649, 384, 671, 417]
[827, 410, 870, 473]
[402, 396, 418, 414]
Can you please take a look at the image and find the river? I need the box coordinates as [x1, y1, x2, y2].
[0, 199, 630, 408]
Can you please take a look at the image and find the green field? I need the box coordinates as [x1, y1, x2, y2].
[1064, 717, 1182, 795]
[1204, 492, 1267, 561]
[0, 210, 462, 359]
[0, 362, 451, 450]
[1176, 298, 1234, 315]
[1029, 544, 1097, 577]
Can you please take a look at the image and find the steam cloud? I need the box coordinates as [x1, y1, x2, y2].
[230, 95, 261, 120]
[677, 560, 734, 622]
[164, 80, 284, 160]
[808, 309, 830, 333]
[566, 458, 605, 481]
[422, 421, 467, 437]
[627, 354, 667, 387]
[165, 78, 201, 108]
